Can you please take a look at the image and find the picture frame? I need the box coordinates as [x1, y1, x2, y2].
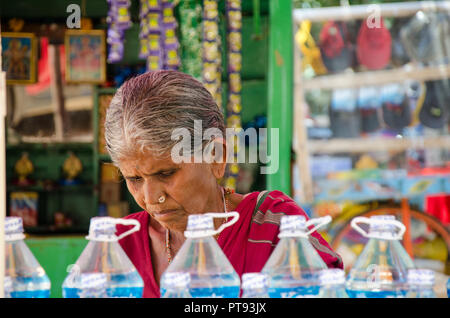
[65, 29, 106, 84]
[1, 32, 37, 85]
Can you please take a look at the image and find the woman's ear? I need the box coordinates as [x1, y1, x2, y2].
[209, 137, 228, 179]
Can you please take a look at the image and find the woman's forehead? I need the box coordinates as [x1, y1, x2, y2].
[118, 151, 176, 174]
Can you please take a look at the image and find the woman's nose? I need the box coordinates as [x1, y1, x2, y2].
[143, 179, 164, 206]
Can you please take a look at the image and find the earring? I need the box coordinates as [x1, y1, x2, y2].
[158, 195, 166, 203]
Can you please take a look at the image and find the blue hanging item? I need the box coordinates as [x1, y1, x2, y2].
[261, 215, 332, 298]
[62, 217, 144, 298]
[346, 215, 415, 298]
[4, 217, 51, 298]
[161, 212, 241, 298]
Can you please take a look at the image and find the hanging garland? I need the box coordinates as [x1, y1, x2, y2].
[202, 0, 222, 109]
[178, 0, 203, 79]
[224, 0, 242, 191]
[106, 0, 132, 63]
[139, 0, 180, 71]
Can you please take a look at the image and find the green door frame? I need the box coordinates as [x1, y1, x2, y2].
[267, 0, 293, 195]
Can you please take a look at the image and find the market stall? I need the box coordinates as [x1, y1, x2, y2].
[271, 0, 450, 295]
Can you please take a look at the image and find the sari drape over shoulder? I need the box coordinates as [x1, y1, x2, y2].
[116, 190, 343, 298]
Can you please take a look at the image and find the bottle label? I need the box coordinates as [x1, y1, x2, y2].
[268, 286, 320, 298]
[346, 289, 407, 298]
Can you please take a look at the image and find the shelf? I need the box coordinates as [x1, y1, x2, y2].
[24, 226, 88, 236]
[299, 64, 450, 91]
[308, 136, 450, 154]
[293, 1, 450, 23]
[7, 183, 95, 193]
[98, 154, 112, 162]
[6, 143, 93, 151]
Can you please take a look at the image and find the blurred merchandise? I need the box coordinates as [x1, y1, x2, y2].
[100, 182, 121, 204]
[101, 163, 121, 183]
[107, 201, 129, 219]
[9, 191, 38, 227]
[13, 152, 34, 186]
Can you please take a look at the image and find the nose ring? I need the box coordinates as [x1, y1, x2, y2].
[158, 195, 165, 203]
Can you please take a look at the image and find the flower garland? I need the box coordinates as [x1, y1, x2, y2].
[106, 0, 132, 63]
[178, 0, 203, 80]
[202, 0, 222, 109]
[224, 0, 242, 191]
[139, 0, 180, 71]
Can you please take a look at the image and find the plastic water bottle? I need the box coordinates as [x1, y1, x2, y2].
[241, 273, 270, 298]
[406, 269, 436, 298]
[161, 272, 192, 298]
[4, 217, 51, 298]
[261, 215, 332, 298]
[161, 212, 241, 298]
[346, 215, 415, 298]
[62, 217, 144, 298]
[318, 269, 349, 298]
[447, 277, 449, 298]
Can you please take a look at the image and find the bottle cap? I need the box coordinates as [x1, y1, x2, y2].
[319, 269, 346, 285]
[351, 215, 405, 240]
[85, 216, 141, 242]
[184, 212, 240, 239]
[279, 215, 307, 236]
[242, 273, 269, 290]
[5, 217, 25, 241]
[162, 272, 191, 289]
[279, 215, 332, 238]
[407, 269, 435, 286]
[186, 214, 214, 232]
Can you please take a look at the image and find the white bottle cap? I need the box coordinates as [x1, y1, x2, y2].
[5, 217, 25, 241]
[162, 272, 191, 289]
[242, 273, 269, 290]
[319, 269, 346, 285]
[407, 269, 435, 286]
[86, 217, 117, 241]
[279, 215, 307, 235]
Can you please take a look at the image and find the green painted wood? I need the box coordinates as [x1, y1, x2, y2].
[26, 235, 88, 298]
[267, 0, 293, 195]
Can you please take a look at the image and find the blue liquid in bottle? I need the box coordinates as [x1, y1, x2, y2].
[346, 215, 415, 298]
[4, 217, 51, 298]
[261, 215, 331, 298]
[161, 213, 241, 298]
[62, 217, 144, 298]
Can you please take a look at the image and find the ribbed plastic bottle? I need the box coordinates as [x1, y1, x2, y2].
[4, 217, 51, 298]
[161, 212, 241, 298]
[346, 215, 415, 298]
[160, 272, 192, 298]
[241, 273, 270, 298]
[62, 216, 144, 298]
[318, 269, 349, 298]
[261, 215, 332, 298]
[406, 269, 436, 298]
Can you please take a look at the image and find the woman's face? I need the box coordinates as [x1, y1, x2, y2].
[118, 149, 225, 232]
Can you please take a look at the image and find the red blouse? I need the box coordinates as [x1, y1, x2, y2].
[116, 190, 343, 298]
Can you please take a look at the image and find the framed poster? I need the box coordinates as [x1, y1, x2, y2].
[1, 32, 37, 84]
[65, 29, 106, 84]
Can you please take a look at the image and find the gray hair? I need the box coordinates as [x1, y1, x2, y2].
[104, 70, 226, 165]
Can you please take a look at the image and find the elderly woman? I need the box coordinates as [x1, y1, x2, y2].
[106, 70, 343, 298]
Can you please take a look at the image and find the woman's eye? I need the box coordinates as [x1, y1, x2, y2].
[127, 177, 143, 183]
[159, 170, 175, 178]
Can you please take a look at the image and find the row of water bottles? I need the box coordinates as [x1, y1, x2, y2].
[3, 213, 450, 298]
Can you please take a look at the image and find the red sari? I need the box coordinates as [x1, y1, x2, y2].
[116, 190, 343, 298]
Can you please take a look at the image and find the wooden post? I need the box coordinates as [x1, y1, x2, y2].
[0, 26, 6, 298]
[49, 44, 68, 141]
[401, 198, 414, 259]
